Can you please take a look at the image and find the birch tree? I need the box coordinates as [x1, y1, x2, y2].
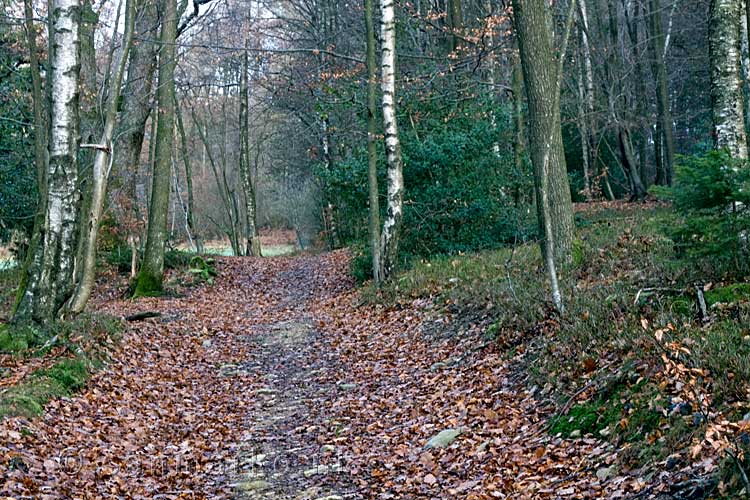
[379, 0, 404, 280]
[13, 0, 81, 323]
[710, 0, 748, 158]
[69, 0, 137, 313]
[239, 35, 261, 256]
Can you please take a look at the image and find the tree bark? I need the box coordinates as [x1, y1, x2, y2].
[14, 0, 48, 315]
[112, 0, 161, 259]
[512, 0, 575, 267]
[710, 0, 748, 158]
[618, 128, 647, 200]
[239, 36, 261, 257]
[134, 0, 177, 296]
[648, 0, 676, 183]
[365, 0, 381, 283]
[379, 0, 405, 279]
[13, 0, 82, 323]
[175, 95, 202, 253]
[69, 0, 136, 313]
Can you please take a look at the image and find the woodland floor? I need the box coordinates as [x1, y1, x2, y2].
[1, 251, 702, 498]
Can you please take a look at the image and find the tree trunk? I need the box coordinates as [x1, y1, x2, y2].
[74, 0, 98, 287]
[14, 0, 48, 315]
[447, 0, 463, 50]
[365, 0, 381, 283]
[175, 95, 202, 253]
[379, 0, 405, 279]
[512, 0, 575, 267]
[648, 0, 676, 183]
[618, 127, 647, 200]
[112, 0, 160, 259]
[134, 0, 177, 296]
[576, 41, 592, 201]
[69, 0, 136, 313]
[239, 36, 261, 257]
[710, 0, 748, 158]
[13, 0, 82, 323]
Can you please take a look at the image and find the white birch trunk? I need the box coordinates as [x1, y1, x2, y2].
[379, 0, 405, 279]
[14, 0, 81, 322]
[710, 0, 748, 158]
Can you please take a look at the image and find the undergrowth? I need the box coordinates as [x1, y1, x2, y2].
[0, 314, 121, 419]
[368, 203, 750, 494]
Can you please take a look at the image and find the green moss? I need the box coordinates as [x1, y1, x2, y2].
[550, 400, 622, 438]
[0, 376, 69, 419]
[0, 314, 120, 420]
[705, 283, 750, 306]
[0, 323, 46, 354]
[37, 358, 88, 392]
[133, 269, 164, 298]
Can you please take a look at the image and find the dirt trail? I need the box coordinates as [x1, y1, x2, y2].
[0, 253, 357, 498]
[1, 251, 670, 499]
[229, 263, 356, 499]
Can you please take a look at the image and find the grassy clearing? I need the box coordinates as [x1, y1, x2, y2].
[368, 204, 750, 492]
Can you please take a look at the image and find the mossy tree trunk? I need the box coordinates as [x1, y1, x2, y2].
[365, 0, 381, 284]
[134, 0, 177, 296]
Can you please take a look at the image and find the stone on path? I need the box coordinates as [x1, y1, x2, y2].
[424, 428, 463, 449]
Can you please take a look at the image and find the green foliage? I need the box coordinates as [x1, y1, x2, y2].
[164, 249, 195, 270]
[188, 256, 217, 283]
[0, 323, 46, 354]
[105, 244, 134, 273]
[321, 97, 535, 271]
[349, 244, 374, 283]
[704, 283, 750, 306]
[0, 30, 38, 242]
[652, 150, 750, 276]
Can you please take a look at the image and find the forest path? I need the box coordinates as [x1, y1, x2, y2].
[1, 251, 656, 499]
[228, 260, 355, 500]
[0, 252, 357, 498]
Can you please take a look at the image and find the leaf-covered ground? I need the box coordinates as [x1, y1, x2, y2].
[0, 251, 710, 498]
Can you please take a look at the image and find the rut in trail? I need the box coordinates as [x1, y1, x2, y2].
[228, 260, 358, 500]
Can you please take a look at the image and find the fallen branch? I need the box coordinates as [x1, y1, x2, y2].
[125, 311, 162, 322]
[633, 286, 684, 306]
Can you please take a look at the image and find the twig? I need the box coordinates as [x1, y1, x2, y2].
[727, 448, 750, 494]
[633, 287, 683, 305]
[79, 143, 111, 153]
